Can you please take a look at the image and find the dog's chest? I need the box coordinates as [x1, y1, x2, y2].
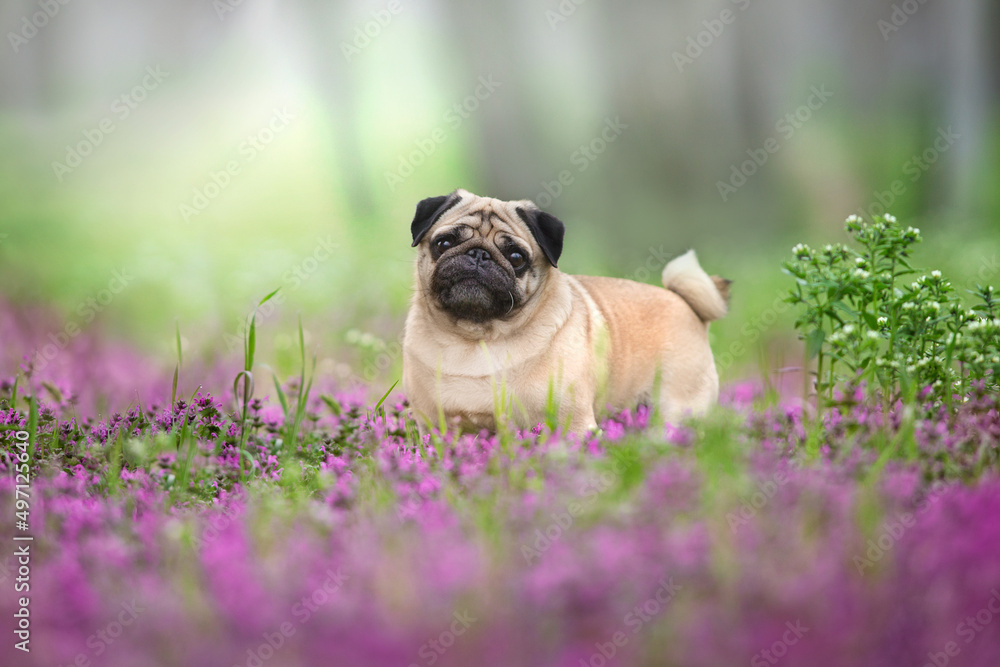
[411, 338, 553, 420]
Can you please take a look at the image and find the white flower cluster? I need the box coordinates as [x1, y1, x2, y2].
[828, 325, 857, 346]
[792, 243, 812, 260]
[967, 318, 1000, 332]
[968, 353, 1000, 365]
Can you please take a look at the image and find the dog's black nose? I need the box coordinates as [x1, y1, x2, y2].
[466, 248, 491, 263]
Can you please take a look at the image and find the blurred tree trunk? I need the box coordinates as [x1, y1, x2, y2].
[292, 2, 376, 219]
[441, 0, 542, 198]
[946, 0, 991, 213]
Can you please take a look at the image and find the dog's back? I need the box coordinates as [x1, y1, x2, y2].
[572, 266, 724, 421]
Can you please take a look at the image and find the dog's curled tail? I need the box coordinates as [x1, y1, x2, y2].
[661, 250, 731, 322]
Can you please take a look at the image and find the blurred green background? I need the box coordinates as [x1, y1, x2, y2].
[1, 0, 998, 389]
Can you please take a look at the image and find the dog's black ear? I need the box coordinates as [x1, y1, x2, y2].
[516, 207, 565, 268]
[411, 193, 460, 247]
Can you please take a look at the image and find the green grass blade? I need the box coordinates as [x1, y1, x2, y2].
[27, 393, 38, 460]
[295, 357, 316, 419]
[544, 377, 559, 432]
[232, 370, 254, 484]
[298, 314, 306, 370]
[272, 373, 289, 415]
[171, 365, 179, 410]
[374, 380, 399, 415]
[175, 321, 183, 366]
[173, 385, 204, 498]
[247, 314, 257, 372]
[289, 356, 318, 451]
[246, 288, 280, 373]
[172, 322, 182, 407]
[436, 364, 446, 434]
[106, 428, 124, 496]
[297, 318, 307, 410]
[258, 288, 281, 308]
[288, 315, 309, 447]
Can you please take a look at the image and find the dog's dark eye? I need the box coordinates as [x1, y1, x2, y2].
[434, 236, 455, 252]
[507, 251, 526, 270]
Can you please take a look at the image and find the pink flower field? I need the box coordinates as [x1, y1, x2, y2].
[2, 300, 1000, 667]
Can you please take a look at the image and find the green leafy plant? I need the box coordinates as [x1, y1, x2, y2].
[233, 288, 280, 481]
[784, 213, 999, 407]
[173, 384, 205, 500]
[272, 315, 317, 459]
[171, 322, 182, 409]
[370, 379, 398, 422]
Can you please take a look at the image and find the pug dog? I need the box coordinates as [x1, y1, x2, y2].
[402, 189, 730, 434]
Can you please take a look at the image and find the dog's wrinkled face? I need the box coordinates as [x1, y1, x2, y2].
[410, 189, 565, 323]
